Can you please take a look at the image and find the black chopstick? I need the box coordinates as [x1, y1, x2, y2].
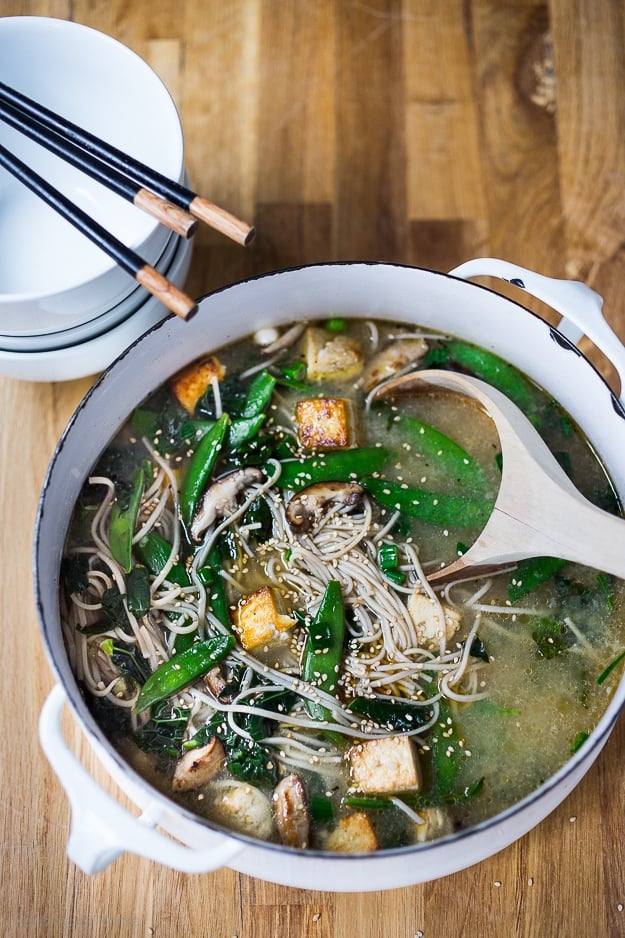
[0, 101, 197, 240]
[0, 80, 255, 247]
[0, 141, 197, 320]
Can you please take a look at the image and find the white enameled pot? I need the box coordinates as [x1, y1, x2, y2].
[35, 260, 625, 890]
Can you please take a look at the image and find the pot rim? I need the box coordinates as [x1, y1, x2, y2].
[33, 260, 625, 864]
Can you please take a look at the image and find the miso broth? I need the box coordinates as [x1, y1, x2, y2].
[61, 318, 625, 852]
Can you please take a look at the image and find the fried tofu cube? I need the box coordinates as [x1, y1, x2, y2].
[169, 356, 225, 414]
[232, 586, 296, 650]
[325, 812, 378, 853]
[172, 737, 225, 792]
[349, 736, 421, 794]
[407, 592, 462, 650]
[295, 398, 352, 450]
[305, 327, 364, 382]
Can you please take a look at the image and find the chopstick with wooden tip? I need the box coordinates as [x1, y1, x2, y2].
[0, 80, 255, 247]
[0, 101, 197, 239]
[0, 142, 197, 320]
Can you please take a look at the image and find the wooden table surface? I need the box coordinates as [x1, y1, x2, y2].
[3, 2, 625, 936]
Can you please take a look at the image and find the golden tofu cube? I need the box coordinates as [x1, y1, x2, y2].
[349, 736, 421, 794]
[233, 586, 296, 650]
[169, 356, 225, 414]
[305, 327, 364, 382]
[325, 812, 378, 853]
[295, 398, 352, 450]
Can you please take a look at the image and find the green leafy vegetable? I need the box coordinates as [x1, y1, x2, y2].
[61, 553, 90, 594]
[126, 565, 150, 616]
[531, 617, 575, 659]
[508, 556, 568, 603]
[348, 695, 434, 732]
[135, 701, 191, 760]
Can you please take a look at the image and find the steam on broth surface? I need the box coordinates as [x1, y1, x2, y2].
[61, 318, 625, 851]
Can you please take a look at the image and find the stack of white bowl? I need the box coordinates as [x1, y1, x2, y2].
[0, 17, 193, 382]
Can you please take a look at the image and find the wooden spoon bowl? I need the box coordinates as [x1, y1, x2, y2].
[374, 369, 625, 584]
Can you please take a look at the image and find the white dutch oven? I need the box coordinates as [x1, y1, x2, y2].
[35, 259, 625, 890]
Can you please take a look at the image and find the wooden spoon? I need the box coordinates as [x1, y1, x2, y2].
[374, 369, 625, 584]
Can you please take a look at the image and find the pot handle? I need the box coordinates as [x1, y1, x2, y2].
[449, 258, 625, 396]
[38, 684, 245, 875]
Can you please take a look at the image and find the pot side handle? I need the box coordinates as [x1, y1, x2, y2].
[39, 684, 245, 875]
[449, 258, 625, 398]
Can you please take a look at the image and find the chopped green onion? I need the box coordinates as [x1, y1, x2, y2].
[597, 649, 625, 686]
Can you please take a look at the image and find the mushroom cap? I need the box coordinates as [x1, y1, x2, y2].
[286, 480, 365, 532]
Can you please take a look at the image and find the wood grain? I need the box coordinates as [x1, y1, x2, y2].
[2, 2, 625, 937]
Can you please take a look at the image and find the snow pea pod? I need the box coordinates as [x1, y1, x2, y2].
[180, 413, 230, 525]
[387, 413, 486, 491]
[277, 446, 391, 490]
[508, 556, 568, 602]
[134, 634, 235, 713]
[228, 413, 266, 450]
[302, 580, 346, 723]
[447, 341, 538, 416]
[239, 369, 276, 418]
[362, 477, 492, 528]
[109, 466, 145, 573]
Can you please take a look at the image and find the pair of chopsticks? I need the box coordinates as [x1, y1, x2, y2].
[0, 80, 255, 320]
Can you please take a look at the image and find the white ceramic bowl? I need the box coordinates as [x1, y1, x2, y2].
[0, 225, 181, 353]
[0, 228, 193, 381]
[0, 17, 184, 335]
[35, 260, 625, 889]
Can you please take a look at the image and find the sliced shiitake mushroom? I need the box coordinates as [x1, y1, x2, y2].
[285, 481, 365, 532]
[190, 466, 264, 540]
[273, 773, 311, 849]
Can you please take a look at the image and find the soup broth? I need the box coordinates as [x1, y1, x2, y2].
[61, 318, 625, 852]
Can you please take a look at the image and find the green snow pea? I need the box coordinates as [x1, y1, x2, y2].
[109, 466, 145, 573]
[276, 446, 391, 490]
[508, 556, 568, 603]
[239, 370, 277, 418]
[180, 413, 230, 525]
[302, 580, 346, 723]
[387, 413, 486, 491]
[361, 476, 492, 529]
[134, 634, 235, 713]
[447, 341, 538, 416]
